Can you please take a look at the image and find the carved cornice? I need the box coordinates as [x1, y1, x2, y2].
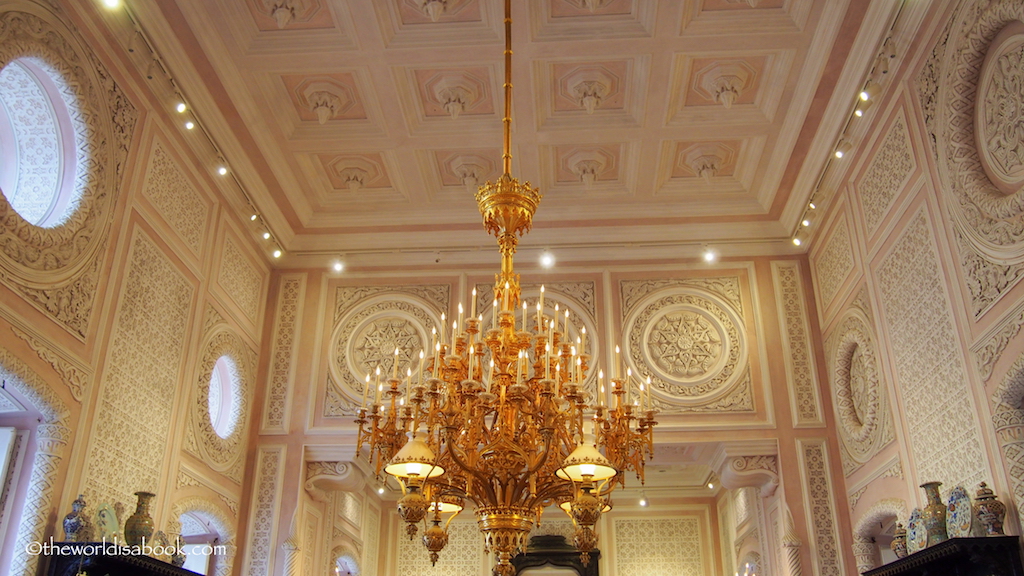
[11, 327, 90, 402]
[973, 303, 1024, 381]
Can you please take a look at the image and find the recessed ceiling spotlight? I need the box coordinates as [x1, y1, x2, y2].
[262, 231, 271, 240]
[802, 219, 811, 227]
[175, 102, 187, 114]
[702, 247, 717, 263]
[834, 140, 852, 159]
[184, 121, 195, 130]
[377, 486, 385, 495]
[808, 201, 816, 210]
[101, 0, 120, 8]
[792, 237, 802, 246]
[332, 261, 344, 273]
[250, 214, 258, 221]
[639, 492, 648, 507]
[707, 481, 715, 489]
[540, 251, 555, 268]
[272, 249, 282, 259]
[217, 166, 228, 176]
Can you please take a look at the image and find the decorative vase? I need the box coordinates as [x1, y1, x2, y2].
[919, 481, 948, 547]
[890, 522, 908, 558]
[124, 491, 156, 546]
[62, 494, 88, 542]
[974, 482, 1006, 535]
[171, 536, 187, 567]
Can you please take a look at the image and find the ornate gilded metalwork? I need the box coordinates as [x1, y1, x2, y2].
[354, 1, 656, 574]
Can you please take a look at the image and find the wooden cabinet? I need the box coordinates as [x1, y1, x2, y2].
[864, 536, 1024, 576]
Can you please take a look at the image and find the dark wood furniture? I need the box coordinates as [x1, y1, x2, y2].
[864, 536, 1024, 576]
[512, 535, 600, 576]
[44, 543, 201, 576]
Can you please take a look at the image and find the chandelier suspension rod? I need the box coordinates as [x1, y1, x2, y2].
[502, 0, 513, 176]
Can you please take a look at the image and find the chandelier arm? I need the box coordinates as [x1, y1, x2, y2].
[443, 428, 496, 501]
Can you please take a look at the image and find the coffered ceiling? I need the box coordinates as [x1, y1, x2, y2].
[128, 0, 880, 270]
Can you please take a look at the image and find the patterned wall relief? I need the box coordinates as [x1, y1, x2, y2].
[972, 301, 1024, 381]
[217, 237, 266, 327]
[826, 289, 895, 476]
[856, 110, 916, 237]
[771, 262, 824, 427]
[797, 439, 843, 576]
[621, 277, 753, 413]
[325, 285, 448, 417]
[613, 517, 706, 576]
[175, 465, 240, 517]
[397, 520, 482, 576]
[811, 215, 855, 314]
[875, 210, 988, 489]
[262, 274, 306, 433]
[183, 311, 257, 484]
[917, 0, 1024, 316]
[0, 6, 137, 338]
[82, 230, 194, 512]
[141, 140, 210, 256]
[11, 325, 91, 401]
[244, 446, 284, 576]
[989, 355, 1024, 529]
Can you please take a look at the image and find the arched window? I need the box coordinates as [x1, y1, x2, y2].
[179, 511, 222, 575]
[207, 355, 240, 439]
[335, 554, 359, 576]
[0, 57, 84, 228]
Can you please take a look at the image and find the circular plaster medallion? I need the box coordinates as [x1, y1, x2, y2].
[624, 286, 746, 405]
[976, 20, 1024, 196]
[330, 297, 439, 402]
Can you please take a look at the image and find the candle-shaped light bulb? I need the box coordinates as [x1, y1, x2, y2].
[451, 320, 457, 349]
[554, 304, 559, 333]
[598, 369, 605, 407]
[471, 287, 477, 318]
[405, 367, 412, 398]
[536, 301, 543, 331]
[581, 326, 587, 351]
[457, 302, 464, 334]
[374, 366, 382, 404]
[615, 345, 622, 379]
[492, 298, 499, 330]
[521, 300, 527, 329]
[418, 350, 425, 386]
[440, 313, 446, 344]
[538, 285, 545, 320]
[361, 373, 371, 407]
[393, 347, 401, 378]
[504, 281, 511, 310]
[646, 375, 652, 411]
[564, 308, 570, 335]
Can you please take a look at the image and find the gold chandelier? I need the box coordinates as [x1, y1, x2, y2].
[355, 3, 657, 574]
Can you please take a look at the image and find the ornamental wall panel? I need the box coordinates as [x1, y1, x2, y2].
[620, 276, 754, 414]
[396, 520, 483, 576]
[855, 109, 916, 240]
[183, 307, 257, 484]
[874, 209, 988, 488]
[825, 289, 895, 476]
[324, 284, 449, 417]
[916, 0, 1024, 317]
[82, 228, 195, 510]
[811, 212, 856, 317]
[797, 439, 843, 576]
[771, 261, 824, 427]
[139, 139, 212, 258]
[243, 446, 285, 576]
[262, 274, 306, 433]
[216, 235, 267, 329]
[0, 5, 137, 339]
[613, 517, 707, 576]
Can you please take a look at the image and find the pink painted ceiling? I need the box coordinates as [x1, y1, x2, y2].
[134, 0, 873, 269]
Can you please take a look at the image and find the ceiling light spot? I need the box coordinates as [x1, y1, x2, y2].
[540, 252, 555, 268]
[262, 231, 271, 240]
[792, 237, 802, 246]
[176, 102, 187, 113]
[184, 121, 195, 130]
[333, 261, 344, 273]
[217, 166, 228, 176]
[702, 248, 717, 263]
[272, 249, 282, 258]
